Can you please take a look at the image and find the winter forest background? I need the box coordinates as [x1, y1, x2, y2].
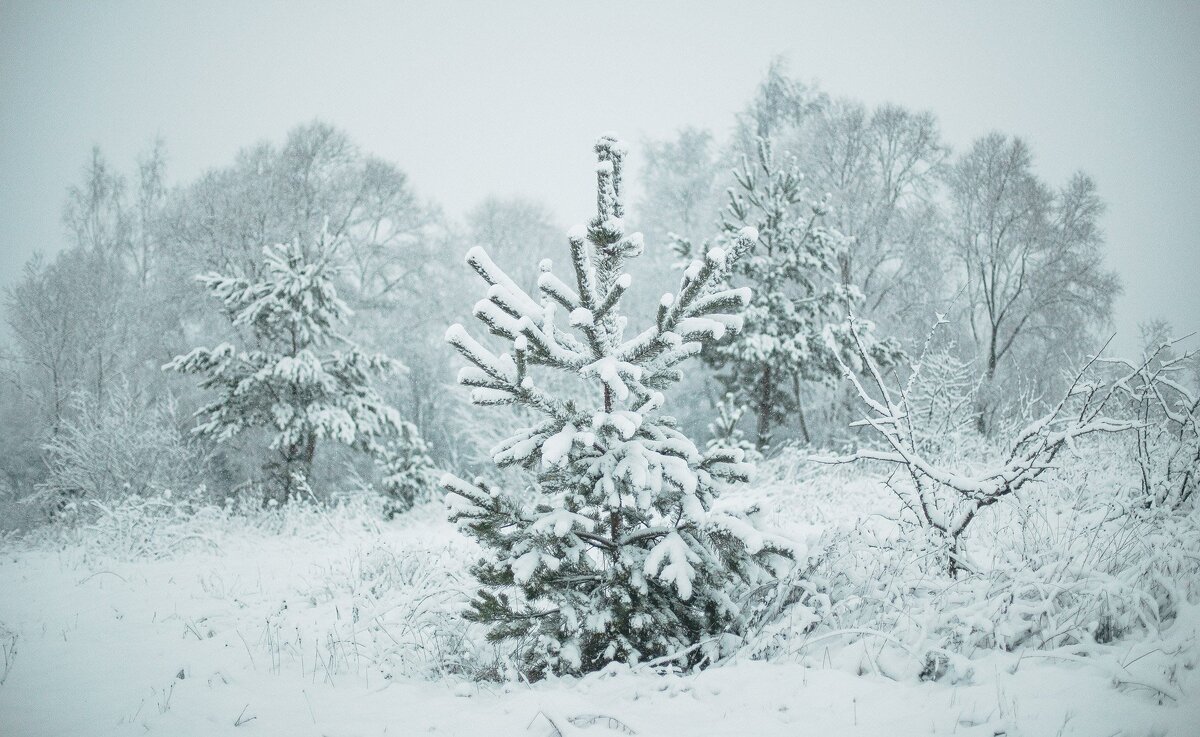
[1, 3, 1199, 736]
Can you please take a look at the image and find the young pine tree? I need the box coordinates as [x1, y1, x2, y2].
[377, 420, 439, 517]
[674, 138, 899, 450]
[443, 135, 795, 678]
[165, 234, 402, 503]
[706, 392, 760, 463]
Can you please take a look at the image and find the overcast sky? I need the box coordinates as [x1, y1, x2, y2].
[1, 0, 1197, 354]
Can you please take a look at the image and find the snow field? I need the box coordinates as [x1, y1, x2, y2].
[1, 458, 1198, 736]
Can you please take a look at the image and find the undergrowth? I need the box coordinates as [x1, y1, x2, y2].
[4, 437, 1198, 694]
[742, 442, 1200, 700]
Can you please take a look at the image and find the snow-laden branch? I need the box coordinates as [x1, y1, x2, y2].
[814, 315, 1144, 575]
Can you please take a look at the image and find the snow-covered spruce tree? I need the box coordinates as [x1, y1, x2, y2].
[165, 234, 402, 503]
[443, 135, 794, 677]
[674, 138, 900, 450]
[377, 420, 439, 517]
[706, 392, 760, 463]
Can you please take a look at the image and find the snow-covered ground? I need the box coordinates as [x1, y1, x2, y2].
[2, 471, 1198, 737]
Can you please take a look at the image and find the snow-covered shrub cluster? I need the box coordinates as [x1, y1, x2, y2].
[738, 444, 1200, 699]
[1097, 337, 1199, 510]
[15, 483, 394, 562]
[816, 317, 1145, 575]
[690, 315, 1200, 693]
[31, 384, 211, 513]
[443, 135, 795, 677]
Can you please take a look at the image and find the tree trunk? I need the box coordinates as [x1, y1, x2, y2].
[986, 330, 998, 380]
[974, 330, 1000, 435]
[275, 432, 317, 504]
[756, 365, 773, 451]
[792, 373, 811, 445]
[796, 400, 811, 446]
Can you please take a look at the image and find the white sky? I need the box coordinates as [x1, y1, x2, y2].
[1, 0, 1197, 355]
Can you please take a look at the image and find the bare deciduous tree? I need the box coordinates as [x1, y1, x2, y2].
[810, 100, 949, 326]
[165, 121, 434, 307]
[638, 128, 724, 247]
[946, 134, 1120, 384]
[465, 196, 563, 291]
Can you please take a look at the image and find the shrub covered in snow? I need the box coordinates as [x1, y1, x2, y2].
[816, 317, 1140, 576]
[17, 481, 396, 561]
[1096, 336, 1199, 511]
[442, 135, 795, 677]
[740, 445, 1200, 699]
[32, 384, 211, 513]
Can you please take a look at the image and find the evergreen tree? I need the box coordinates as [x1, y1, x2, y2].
[675, 138, 900, 450]
[377, 420, 438, 517]
[165, 233, 401, 502]
[706, 393, 760, 463]
[443, 135, 794, 678]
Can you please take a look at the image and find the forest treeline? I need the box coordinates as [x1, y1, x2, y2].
[0, 63, 1183, 519]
